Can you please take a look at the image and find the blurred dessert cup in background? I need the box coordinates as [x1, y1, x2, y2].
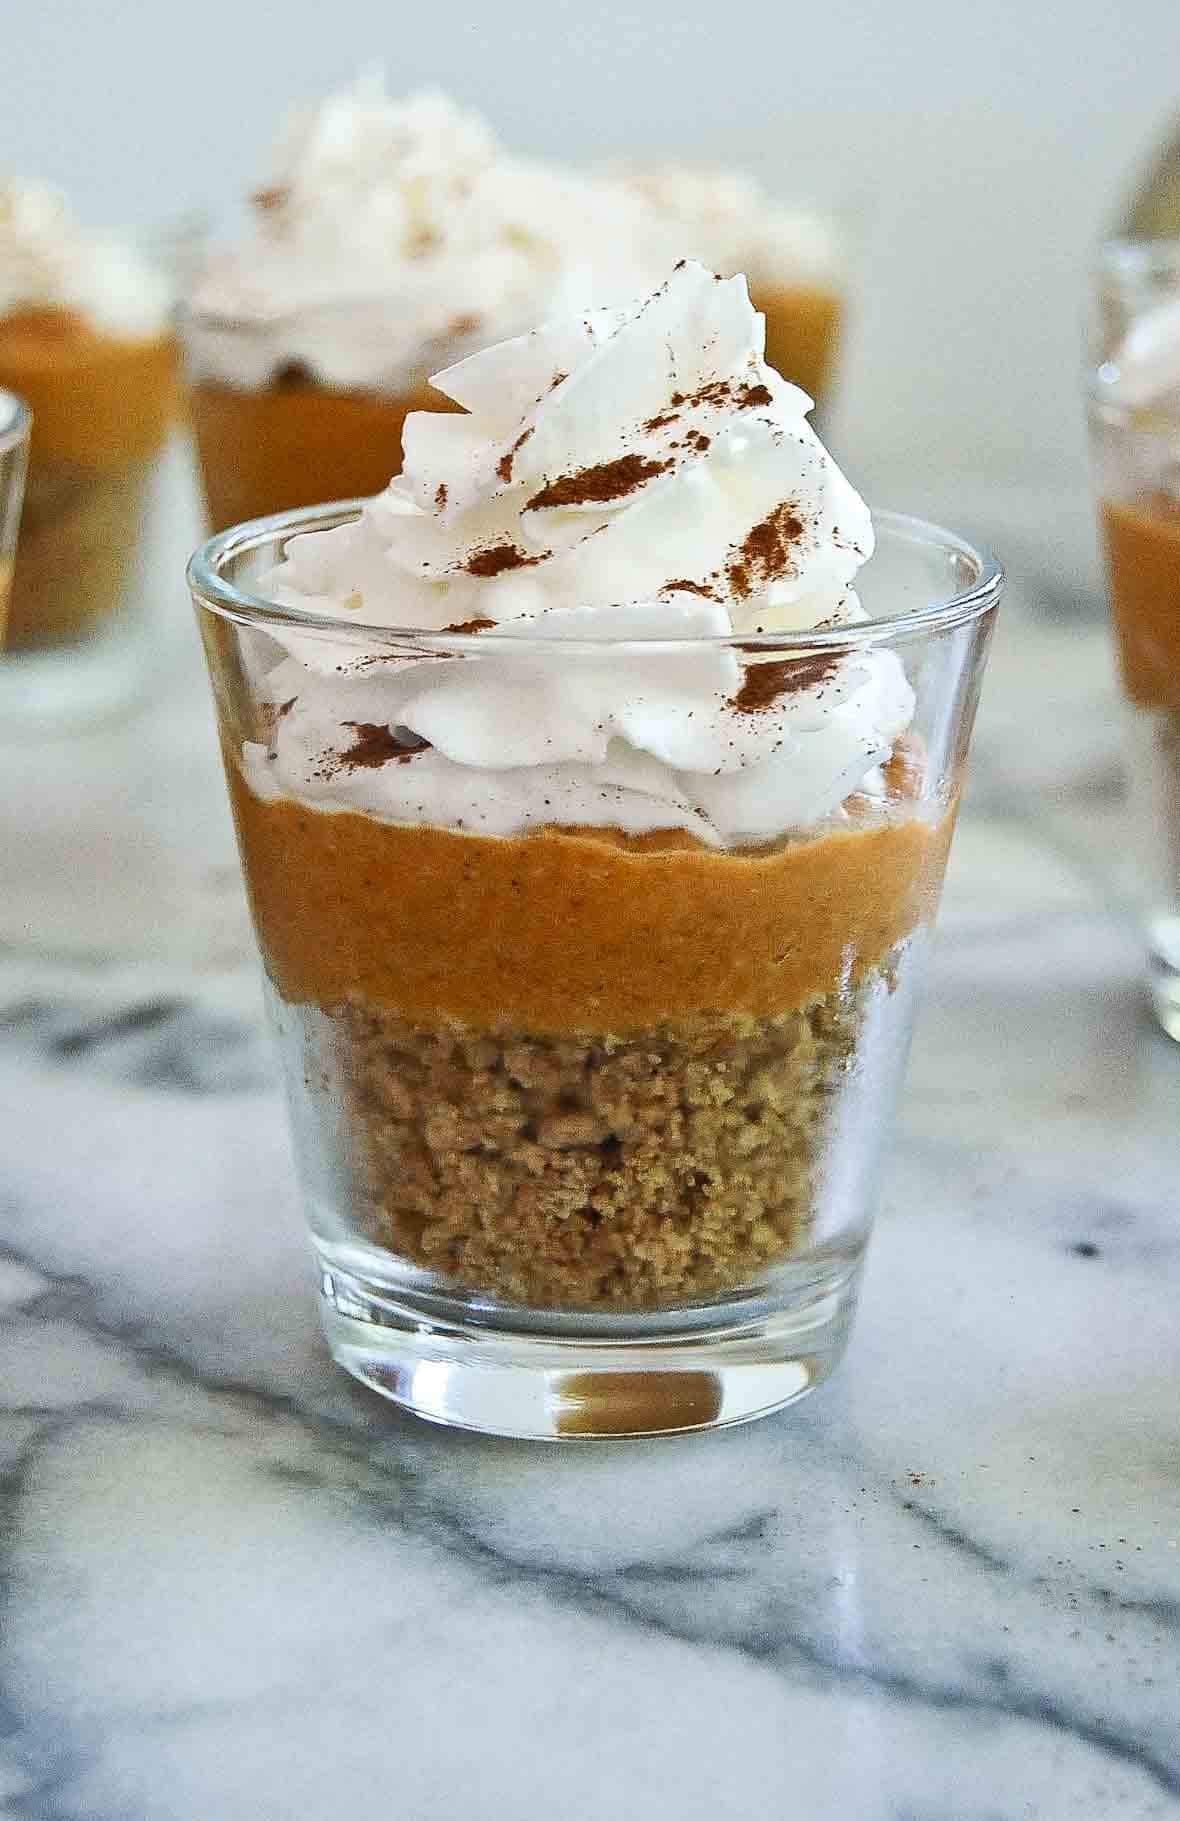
[1087, 238, 1180, 1039]
[0, 181, 176, 726]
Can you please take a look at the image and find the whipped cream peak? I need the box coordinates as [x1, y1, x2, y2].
[0, 179, 170, 338]
[341, 260, 871, 633]
[250, 263, 909, 846]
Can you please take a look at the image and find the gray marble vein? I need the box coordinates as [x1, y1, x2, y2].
[0, 482, 1178, 1819]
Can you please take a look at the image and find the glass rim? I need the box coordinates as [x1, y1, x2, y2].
[0, 388, 31, 456]
[187, 500, 1003, 653]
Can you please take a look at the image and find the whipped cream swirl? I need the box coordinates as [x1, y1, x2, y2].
[0, 180, 170, 338]
[187, 74, 657, 392]
[245, 262, 913, 846]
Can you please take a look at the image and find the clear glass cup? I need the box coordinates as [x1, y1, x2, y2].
[1086, 239, 1180, 1040]
[0, 301, 178, 731]
[0, 388, 31, 637]
[189, 504, 1001, 1439]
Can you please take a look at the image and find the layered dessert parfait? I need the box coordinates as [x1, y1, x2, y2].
[185, 75, 656, 530]
[202, 262, 978, 1324]
[1089, 256, 1180, 1034]
[615, 165, 846, 404]
[0, 182, 175, 652]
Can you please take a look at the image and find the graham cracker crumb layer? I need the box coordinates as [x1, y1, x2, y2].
[311, 977, 895, 1310]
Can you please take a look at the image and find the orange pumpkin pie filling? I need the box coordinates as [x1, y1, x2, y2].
[755, 281, 843, 408]
[190, 372, 462, 532]
[1099, 491, 1180, 710]
[0, 307, 176, 650]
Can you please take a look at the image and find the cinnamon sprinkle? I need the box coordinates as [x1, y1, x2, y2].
[730, 652, 839, 713]
[435, 483, 448, 510]
[725, 501, 807, 598]
[670, 380, 730, 409]
[445, 616, 496, 634]
[665, 377, 770, 413]
[663, 579, 719, 600]
[261, 696, 297, 737]
[496, 424, 534, 485]
[644, 411, 680, 431]
[525, 454, 670, 511]
[462, 542, 543, 577]
[340, 724, 432, 769]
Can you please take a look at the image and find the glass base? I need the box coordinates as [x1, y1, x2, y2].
[317, 1253, 862, 1439]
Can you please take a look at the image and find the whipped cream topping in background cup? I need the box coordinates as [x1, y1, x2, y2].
[0, 179, 172, 338]
[1102, 296, 1180, 410]
[183, 73, 851, 400]
[1086, 238, 1180, 1043]
[185, 73, 664, 393]
[0, 178, 180, 734]
[611, 164, 844, 290]
[242, 261, 909, 843]
[1090, 239, 1180, 415]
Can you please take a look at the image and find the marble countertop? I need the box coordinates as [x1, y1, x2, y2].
[1, 459, 1178, 1820]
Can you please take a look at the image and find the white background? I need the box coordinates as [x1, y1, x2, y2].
[6, 0, 1180, 502]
